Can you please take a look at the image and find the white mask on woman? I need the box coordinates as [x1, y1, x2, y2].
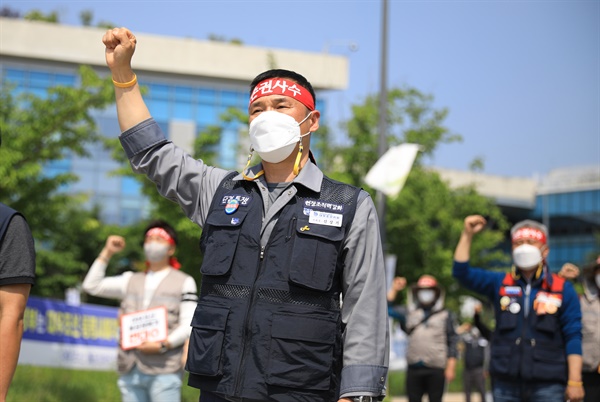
[248, 111, 312, 163]
[512, 244, 543, 270]
[417, 289, 436, 305]
[144, 242, 170, 262]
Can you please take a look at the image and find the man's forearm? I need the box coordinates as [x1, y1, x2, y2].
[454, 231, 473, 262]
[114, 77, 152, 132]
[0, 318, 23, 400]
[0, 284, 30, 401]
[567, 354, 583, 382]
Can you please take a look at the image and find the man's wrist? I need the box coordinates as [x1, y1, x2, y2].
[97, 251, 111, 263]
[158, 341, 169, 354]
[111, 69, 135, 83]
[351, 397, 377, 402]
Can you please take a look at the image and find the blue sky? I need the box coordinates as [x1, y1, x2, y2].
[9, 0, 599, 179]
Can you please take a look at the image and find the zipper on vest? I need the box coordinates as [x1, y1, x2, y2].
[524, 283, 531, 318]
[234, 245, 267, 395]
[285, 217, 296, 242]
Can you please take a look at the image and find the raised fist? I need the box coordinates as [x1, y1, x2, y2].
[102, 27, 137, 72]
[104, 235, 126, 254]
[464, 215, 487, 235]
[392, 277, 407, 292]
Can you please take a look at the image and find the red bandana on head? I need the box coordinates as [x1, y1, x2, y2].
[145, 227, 181, 269]
[249, 78, 315, 111]
[512, 228, 547, 245]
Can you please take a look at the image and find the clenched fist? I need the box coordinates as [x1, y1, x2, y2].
[102, 27, 137, 80]
[98, 235, 126, 262]
[463, 215, 487, 236]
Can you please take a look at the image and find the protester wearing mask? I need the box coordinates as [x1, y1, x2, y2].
[82, 220, 198, 402]
[389, 275, 458, 402]
[453, 215, 584, 402]
[102, 27, 388, 402]
[580, 257, 600, 402]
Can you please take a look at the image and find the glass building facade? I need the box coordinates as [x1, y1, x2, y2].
[530, 169, 600, 270]
[1, 64, 326, 225]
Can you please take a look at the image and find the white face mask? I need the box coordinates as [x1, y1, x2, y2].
[144, 242, 170, 262]
[595, 274, 600, 289]
[512, 244, 542, 270]
[248, 111, 312, 163]
[417, 289, 436, 305]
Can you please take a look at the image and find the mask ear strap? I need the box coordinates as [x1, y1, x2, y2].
[293, 142, 304, 176]
[242, 149, 264, 181]
[534, 262, 543, 279]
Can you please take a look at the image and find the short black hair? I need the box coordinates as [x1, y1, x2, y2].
[249, 69, 316, 107]
[143, 219, 178, 246]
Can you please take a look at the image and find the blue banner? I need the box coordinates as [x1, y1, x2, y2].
[23, 296, 119, 347]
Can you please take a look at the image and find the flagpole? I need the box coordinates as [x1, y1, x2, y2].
[376, 0, 389, 249]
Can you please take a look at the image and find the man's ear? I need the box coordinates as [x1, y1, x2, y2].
[541, 245, 550, 259]
[309, 110, 320, 132]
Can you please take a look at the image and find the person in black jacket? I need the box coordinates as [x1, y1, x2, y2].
[458, 303, 490, 402]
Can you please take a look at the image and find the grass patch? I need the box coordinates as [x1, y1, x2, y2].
[9, 365, 199, 402]
[10, 363, 472, 401]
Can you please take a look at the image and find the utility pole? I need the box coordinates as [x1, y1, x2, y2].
[376, 0, 389, 249]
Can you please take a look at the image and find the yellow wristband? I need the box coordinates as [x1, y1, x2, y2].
[567, 380, 583, 387]
[112, 73, 137, 88]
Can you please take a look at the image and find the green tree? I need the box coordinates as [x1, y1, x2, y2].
[105, 106, 242, 285]
[0, 66, 117, 297]
[80, 10, 93, 26]
[24, 10, 59, 23]
[319, 86, 510, 309]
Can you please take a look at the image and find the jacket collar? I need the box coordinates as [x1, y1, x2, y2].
[233, 160, 323, 193]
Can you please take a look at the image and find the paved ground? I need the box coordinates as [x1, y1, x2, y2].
[391, 392, 491, 402]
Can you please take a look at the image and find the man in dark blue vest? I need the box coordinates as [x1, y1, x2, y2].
[0, 202, 36, 401]
[453, 215, 584, 402]
[102, 27, 389, 402]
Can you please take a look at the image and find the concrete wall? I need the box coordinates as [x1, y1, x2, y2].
[434, 168, 538, 208]
[0, 17, 348, 89]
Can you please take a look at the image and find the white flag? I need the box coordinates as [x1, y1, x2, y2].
[365, 143, 421, 197]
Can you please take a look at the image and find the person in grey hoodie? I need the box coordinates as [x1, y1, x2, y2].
[389, 275, 458, 402]
[579, 258, 600, 402]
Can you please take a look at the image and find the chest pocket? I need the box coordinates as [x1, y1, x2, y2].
[496, 310, 519, 332]
[200, 208, 250, 276]
[288, 216, 345, 292]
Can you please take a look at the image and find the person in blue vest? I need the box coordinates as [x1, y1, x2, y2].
[0, 202, 36, 402]
[101, 27, 388, 402]
[453, 215, 584, 402]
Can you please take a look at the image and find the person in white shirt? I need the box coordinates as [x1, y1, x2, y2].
[83, 220, 198, 402]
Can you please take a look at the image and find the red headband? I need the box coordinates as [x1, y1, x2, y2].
[145, 227, 175, 246]
[249, 78, 315, 111]
[512, 228, 547, 244]
[417, 276, 438, 288]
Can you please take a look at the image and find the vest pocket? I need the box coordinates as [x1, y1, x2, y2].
[531, 342, 566, 381]
[490, 343, 519, 377]
[289, 217, 345, 291]
[200, 211, 248, 276]
[266, 313, 336, 390]
[534, 313, 559, 334]
[186, 303, 230, 376]
[496, 311, 518, 332]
